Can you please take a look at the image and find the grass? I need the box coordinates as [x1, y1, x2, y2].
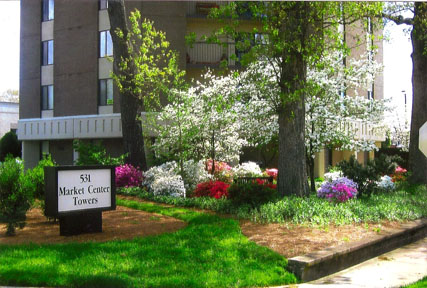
[402, 276, 427, 288]
[119, 183, 427, 226]
[0, 198, 297, 288]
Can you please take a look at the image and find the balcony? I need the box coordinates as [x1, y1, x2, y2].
[342, 119, 386, 142]
[186, 1, 227, 18]
[187, 42, 237, 68]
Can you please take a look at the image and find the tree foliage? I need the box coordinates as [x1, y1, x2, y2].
[207, 1, 384, 196]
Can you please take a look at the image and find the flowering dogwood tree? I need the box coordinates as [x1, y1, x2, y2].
[153, 70, 246, 174]
[238, 51, 388, 191]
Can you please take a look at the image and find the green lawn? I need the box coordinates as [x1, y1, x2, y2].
[402, 276, 427, 288]
[0, 198, 297, 288]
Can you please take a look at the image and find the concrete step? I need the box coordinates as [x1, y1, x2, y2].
[287, 219, 427, 282]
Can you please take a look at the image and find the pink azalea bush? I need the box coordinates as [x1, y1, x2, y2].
[115, 164, 143, 188]
[265, 168, 278, 179]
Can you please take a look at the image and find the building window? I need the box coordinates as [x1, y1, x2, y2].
[99, 0, 108, 10]
[42, 0, 54, 21]
[41, 85, 54, 110]
[99, 79, 113, 105]
[99, 30, 113, 57]
[42, 40, 54, 65]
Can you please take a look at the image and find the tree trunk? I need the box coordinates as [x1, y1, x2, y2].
[107, 0, 147, 170]
[277, 103, 310, 197]
[408, 2, 427, 184]
[276, 3, 310, 197]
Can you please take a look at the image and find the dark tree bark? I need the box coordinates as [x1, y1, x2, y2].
[408, 2, 427, 184]
[276, 3, 310, 197]
[107, 0, 147, 170]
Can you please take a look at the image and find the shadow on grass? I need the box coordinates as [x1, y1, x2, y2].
[0, 199, 297, 287]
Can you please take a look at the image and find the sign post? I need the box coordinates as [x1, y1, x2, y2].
[44, 166, 116, 236]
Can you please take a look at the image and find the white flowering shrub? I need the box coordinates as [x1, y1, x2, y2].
[181, 159, 212, 193]
[232, 161, 263, 178]
[376, 175, 395, 191]
[143, 161, 186, 197]
[324, 171, 343, 182]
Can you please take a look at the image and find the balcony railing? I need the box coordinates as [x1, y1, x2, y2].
[342, 119, 386, 142]
[187, 42, 237, 67]
[186, 1, 228, 17]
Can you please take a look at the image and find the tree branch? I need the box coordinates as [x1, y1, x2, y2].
[382, 13, 413, 25]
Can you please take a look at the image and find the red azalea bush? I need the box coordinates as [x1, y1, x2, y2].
[228, 178, 278, 207]
[193, 180, 230, 199]
[392, 166, 408, 183]
[115, 164, 143, 188]
[255, 178, 277, 189]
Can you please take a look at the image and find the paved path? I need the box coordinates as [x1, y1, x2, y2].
[279, 237, 427, 288]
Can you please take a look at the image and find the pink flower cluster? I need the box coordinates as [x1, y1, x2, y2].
[327, 183, 357, 203]
[392, 166, 407, 183]
[265, 168, 278, 179]
[205, 159, 232, 174]
[115, 164, 143, 188]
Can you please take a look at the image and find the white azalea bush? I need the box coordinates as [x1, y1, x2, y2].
[324, 171, 343, 182]
[181, 159, 212, 193]
[143, 161, 186, 197]
[376, 175, 395, 191]
[232, 161, 263, 178]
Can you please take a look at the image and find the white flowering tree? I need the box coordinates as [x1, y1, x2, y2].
[237, 51, 388, 191]
[153, 70, 245, 174]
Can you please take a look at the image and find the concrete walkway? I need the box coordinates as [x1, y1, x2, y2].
[279, 237, 427, 288]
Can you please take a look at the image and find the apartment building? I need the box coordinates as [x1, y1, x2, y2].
[18, 1, 384, 176]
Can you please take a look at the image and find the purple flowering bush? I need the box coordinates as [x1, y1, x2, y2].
[115, 164, 143, 188]
[317, 177, 358, 203]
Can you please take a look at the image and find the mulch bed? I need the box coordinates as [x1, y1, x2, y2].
[0, 205, 186, 245]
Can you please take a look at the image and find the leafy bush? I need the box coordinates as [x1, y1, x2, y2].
[115, 164, 143, 188]
[228, 180, 278, 208]
[0, 131, 21, 162]
[0, 157, 33, 235]
[337, 156, 379, 197]
[143, 161, 185, 197]
[73, 140, 126, 166]
[317, 177, 358, 202]
[193, 181, 230, 199]
[25, 154, 55, 199]
[337, 155, 403, 197]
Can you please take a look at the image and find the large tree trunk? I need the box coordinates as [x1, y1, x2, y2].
[276, 3, 310, 197]
[107, 0, 147, 170]
[408, 2, 427, 184]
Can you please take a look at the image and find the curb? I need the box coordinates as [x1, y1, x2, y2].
[287, 218, 427, 282]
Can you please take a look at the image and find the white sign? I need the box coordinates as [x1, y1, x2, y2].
[419, 121, 427, 157]
[58, 169, 112, 213]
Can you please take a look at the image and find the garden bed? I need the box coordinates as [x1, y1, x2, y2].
[240, 220, 404, 258]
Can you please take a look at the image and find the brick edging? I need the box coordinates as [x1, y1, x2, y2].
[287, 219, 427, 282]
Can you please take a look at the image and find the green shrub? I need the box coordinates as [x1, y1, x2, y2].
[0, 131, 21, 162]
[0, 157, 33, 235]
[73, 140, 126, 166]
[228, 181, 278, 208]
[337, 155, 402, 197]
[25, 154, 56, 200]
